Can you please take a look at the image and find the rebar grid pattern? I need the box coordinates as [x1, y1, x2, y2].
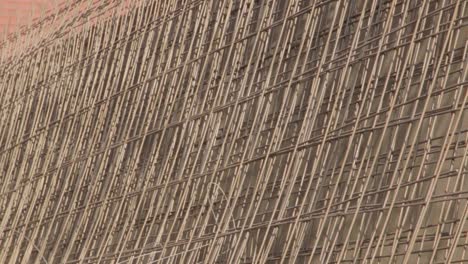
[0, 0, 467, 263]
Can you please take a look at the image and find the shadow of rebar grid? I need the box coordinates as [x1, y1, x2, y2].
[0, 0, 467, 263]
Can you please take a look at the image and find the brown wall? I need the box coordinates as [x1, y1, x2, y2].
[0, 0, 54, 34]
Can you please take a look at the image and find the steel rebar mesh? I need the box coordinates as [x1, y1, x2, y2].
[0, 0, 467, 263]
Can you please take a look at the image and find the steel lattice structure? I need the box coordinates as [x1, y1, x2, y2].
[0, 0, 467, 263]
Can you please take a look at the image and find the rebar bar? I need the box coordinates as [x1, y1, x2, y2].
[0, 0, 467, 263]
